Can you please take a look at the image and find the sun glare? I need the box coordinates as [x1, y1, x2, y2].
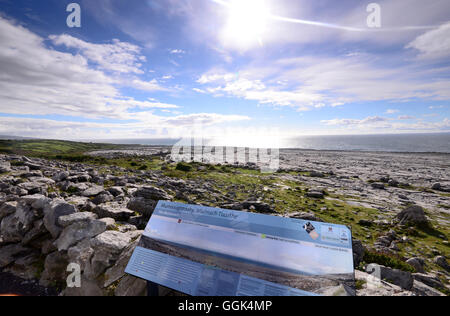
[222, 0, 271, 49]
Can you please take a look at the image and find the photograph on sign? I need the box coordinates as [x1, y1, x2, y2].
[125, 201, 355, 296]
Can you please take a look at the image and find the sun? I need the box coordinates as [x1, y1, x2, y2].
[221, 0, 271, 49]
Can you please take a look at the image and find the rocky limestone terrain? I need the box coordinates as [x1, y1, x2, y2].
[0, 149, 449, 296]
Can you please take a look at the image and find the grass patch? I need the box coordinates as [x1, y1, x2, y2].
[363, 250, 416, 273]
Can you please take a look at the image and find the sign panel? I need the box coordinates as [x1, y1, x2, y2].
[125, 201, 355, 296]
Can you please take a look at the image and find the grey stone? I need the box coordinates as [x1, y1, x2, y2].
[39, 251, 69, 287]
[81, 185, 106, 197]
[127, 197, 157, 217]
[133, 186, 172, 201]
[22, 219, 48, 246]
[99, 217, 116, 230]
[0, 161, 11, 173]
[0, 203, 36, 243]
[371, 183, 385, 190]
[0, 244, 32, 268]
[352, 239, 365, 267]
[107, 186, 124, 197]
[55, 219, 107, 251]
[115, 275, 147, 296]
[396, 205, 428, 226]
[92, 193, 113, 205]
[413, 280, 446, 296]
[413, 273, 443, 289]
[94, 203, 134, 221]
[67, 239, 94, 272]
[58, 212, 98, 227]
[86, 231, 132, 278]
[104, 239, 140, 287]
[433, 256, 450, 271]
[406, 258, 425, 273]
[306, 191, 324, 198]
[0, 201, 16, 220]
[370, 264, 414, 290]
[43, 199, 78, 238]
[52, 171, 69, 182]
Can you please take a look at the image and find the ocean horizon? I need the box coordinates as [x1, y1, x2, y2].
[90, 133, 450, 154]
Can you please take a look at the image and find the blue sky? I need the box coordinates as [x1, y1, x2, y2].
[0, 0, 449, 144]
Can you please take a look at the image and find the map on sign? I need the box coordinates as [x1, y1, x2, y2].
[125, 201, 356, 296]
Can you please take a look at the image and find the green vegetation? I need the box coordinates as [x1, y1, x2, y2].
[362, 250, 416, 273]
[175, 162, 193, 172]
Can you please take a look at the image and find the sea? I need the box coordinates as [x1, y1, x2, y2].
[96, 133, 450, 153]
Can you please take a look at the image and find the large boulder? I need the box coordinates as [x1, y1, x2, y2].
[94, 203, 134, 221]
[39, 251, 69, 287]
[406, 257, 425, 273]
[43, 199, 78, 238]
[85, 231, 133, 278]
[67, 239, 94, 273]
[134, 186, 172, 201]
[0, 201, 16, 221]
[355, 270, 413, 296]
[127, 197, 156, 217]
[54, 219, 107, 251]
[369, 264, 414, 290]
[104, 239, 140, 287]
[0, 244, 32, 268]
[81, 185, 105, 197]
[396, 205, 428, 226]
[58, 212, 98, 227]
[352, 239, 365, 267]
[0, 202, 36, 243]
[0, 161, 11, 173]
[433, 256, 450, 271]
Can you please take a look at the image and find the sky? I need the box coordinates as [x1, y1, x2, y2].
[0, 0, 450, 144]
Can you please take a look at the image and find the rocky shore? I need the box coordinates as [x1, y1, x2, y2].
[0, 149, 448, 296]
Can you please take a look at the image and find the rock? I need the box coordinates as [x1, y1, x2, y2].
[309, 171, 325, 178]
[99, 217, 116, 230]
[54, 219, 107, 251]
[63, 276, 105, 296]
[352, 239, 365, 267]
[0, 161, 11, 173]
[115, 275, 147, 296]
[431, 183, 441, 191]
[289, 212, 322, 222]
[371, 183, 385, 190]
[67, 239, 94, 272]
[94, 203, 134, 221]
[127, 197, 157, 217]
[107, 187, 124, 197]
[412, 280, 446, 296]
[52, 171, 69, 182]
[22, 219, 49, 246]
[5, 252, 41, 280]
[104, 239, 140, 287]
[433, 256, 450, 271]
[396, 205, 428, 226]
[43, 199, 78, 238]
[92, 193, 113, 205]
[406, 258, 425, 273]
[368, 264, 414, 290]
[40, 251, 69, 287]
[57, 212, 98, 227]
[86, 231, 132, 278]
[358, 219, 373, 227]
[306, 191, 324, 198]
[0, 201, 16, 221]
[18, 181, 46, 195]
[0, 244, 32, 268]
[388, 179, 399, 187]
[81, 185, 105, 197]
[355, 270, 413, 296]
[133, 186, 172, 201]
[413, 273, 443, 289]
[0, 202, 36, 243]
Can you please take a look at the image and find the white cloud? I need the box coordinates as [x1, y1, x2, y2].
[386, 109, 399, 114]
[196, 55, 450, 111]
[321, 116, 389, 126]
[50, 34, 146, 74]
[406, 23, 450, 59]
